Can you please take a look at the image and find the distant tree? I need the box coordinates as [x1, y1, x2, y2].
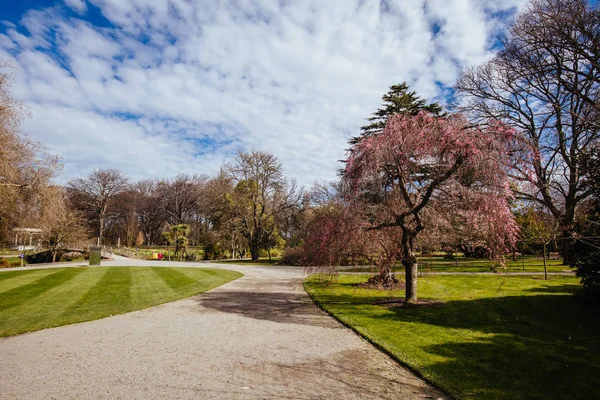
[515, 207, 560, 279]
[110, 189, 139, 247]
[39, 187, 89, 263]
[0, 61, 59, 241]
[67, 169, 129, 245]
[224, 151, 301, 261]
[135, 231, 144, 247]
[350, 82, 444, 144]
[158, 174, 206, 225]
[456, 0, 600, 264]
[162, 224, 190, 261]
[345, 112, 518, 303]
[571, 147, 600, 301]
[132, 180, 164, 246]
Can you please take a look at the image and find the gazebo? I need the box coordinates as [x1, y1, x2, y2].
[12, 228, 43, 250]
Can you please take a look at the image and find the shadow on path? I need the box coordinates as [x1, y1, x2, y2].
[197, 290, 337, 327]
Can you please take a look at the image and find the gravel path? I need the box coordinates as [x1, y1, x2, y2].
[0, 259, 446, 399]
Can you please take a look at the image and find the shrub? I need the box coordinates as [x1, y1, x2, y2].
[184, 252, 200, 262]
[26, 250, 58, 264]
[464, 245, 492, 259]
[281, 247, 305, 266]
[0, 259, 10, 268]
[571, 240, 600, 302]
[203, 243, 225, 260]
[62, 251, 83, 261]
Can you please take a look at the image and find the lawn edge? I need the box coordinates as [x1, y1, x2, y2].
[303, 278, 455, 400]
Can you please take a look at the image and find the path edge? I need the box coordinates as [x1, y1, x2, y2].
[302, 280, 454, 400]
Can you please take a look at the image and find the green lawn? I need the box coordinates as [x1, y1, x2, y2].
[305, 274, 599, 400]
[338, 256, 570, 273]
[0, 249, 20, 256]
[0, 266, 242, 337]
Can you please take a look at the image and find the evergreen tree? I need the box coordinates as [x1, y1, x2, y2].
[350, 82, 444, 145]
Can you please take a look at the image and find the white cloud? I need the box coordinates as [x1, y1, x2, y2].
[64, 0, 88, 14]
[1, 0, 527, 187]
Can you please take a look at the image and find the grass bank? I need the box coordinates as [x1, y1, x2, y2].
[305, 274, 599, 400]
[0, 266, 242, 337]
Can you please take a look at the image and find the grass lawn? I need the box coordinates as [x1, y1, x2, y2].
[209, 258, 281, 266]
[305, 274, 600, 400]
[0, 266, 242, 337]
[338, 256, 570, 273]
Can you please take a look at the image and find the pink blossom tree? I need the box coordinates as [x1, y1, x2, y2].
[345, 112, 519, 303]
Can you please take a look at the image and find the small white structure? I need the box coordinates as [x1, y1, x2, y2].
[12, 228, 43, 250]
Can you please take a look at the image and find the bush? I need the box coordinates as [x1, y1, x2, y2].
[0, 259, 10, 268]
[203, 243, 225, 260]
[26, 250, 59, 264]
[281, 247, 305, 266]
[270, 248, 282, 258]
[464, 245, 492, 259]
[184, 252, 200, 261]
[571, 240, 600, 302]
[62, 251, 83, 261]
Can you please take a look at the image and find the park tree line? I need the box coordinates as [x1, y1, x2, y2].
[63, 151, 304, 261]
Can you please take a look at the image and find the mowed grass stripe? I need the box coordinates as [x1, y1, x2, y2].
[0, 270, 37, 283]
[0, 268, 106, 336]
[150, 267, 198, 289]
[65, 267, 131, 317]
[129, 267, 176, 306]
[0, 269, 66, 293]
[0, 269, 85, 312]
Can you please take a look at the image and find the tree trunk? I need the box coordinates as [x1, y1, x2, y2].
[250, 242, 260, 261]
[561, 229, 573, 265]
[99, 215, 104, 246]
[52, 250, 57, 263]
[543, 242, 548, 280]
[405, 258, 418, 304]
[402, 227, 418, 304]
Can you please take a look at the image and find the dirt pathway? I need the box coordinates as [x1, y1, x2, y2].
[0, 261, 446, 399]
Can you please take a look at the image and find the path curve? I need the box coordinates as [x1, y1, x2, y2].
[0, 259, 446, 399]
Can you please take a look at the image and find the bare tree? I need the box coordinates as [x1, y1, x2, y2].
[456, 0, 600, 263]
[0, 61, 59, 241]
[132, 179, 164, 245]
[157, 174, 206, 226]
[39, 186, 89, 263]
[67, 169, 129, 245]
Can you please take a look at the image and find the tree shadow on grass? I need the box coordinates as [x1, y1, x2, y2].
[523, 283, 582, 294]
[369, 294, 600, 400]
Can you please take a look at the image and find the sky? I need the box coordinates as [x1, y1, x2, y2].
[0, 0, 527, 187]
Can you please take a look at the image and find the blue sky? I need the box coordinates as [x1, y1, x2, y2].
[0, 0, 526, 186]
